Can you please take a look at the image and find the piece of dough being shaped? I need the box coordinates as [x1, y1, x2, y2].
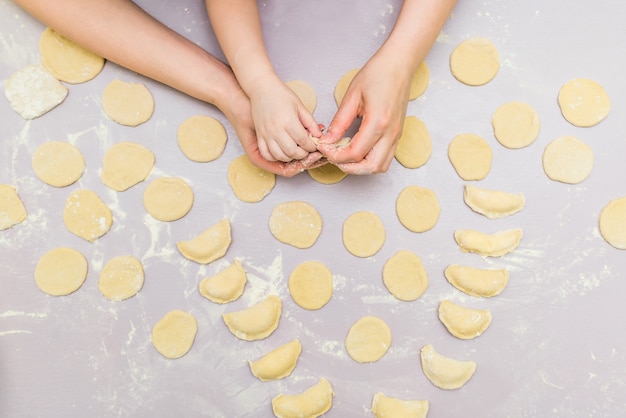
[444, 264, 509, 297]
[222, 295, 282, 341]
[463, 184, 525, 219]
[371, 392, 429, 418]
[249, 338, 302, 381]
[272, 377, 334, 418]
[199, 259, 246, 303]
[438, 300, 492, 340]
[177, 219, 231, 264]
[454, 228, 522, 257]
[420, 344, 476, 390]
[599, 196, 626, 250]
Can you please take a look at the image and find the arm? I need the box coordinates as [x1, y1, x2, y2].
[319, 0, 457, 174]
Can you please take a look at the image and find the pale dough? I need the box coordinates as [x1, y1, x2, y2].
[269, 201, 322, 249]
[32, 141, 85, 187]
[34, 247, 87, 296]
[143, 177, 194, 222]
[371, 392, 429, 418]
[307, 163, 348, 185]
[102, 79, 154, 126]
[438, 300, 492, 340]
[542, 136, 594, 184]
[222, 295, 282, 341]
[334, 68, 359, 105]
[409, 61, 430, 100]
[382, 250, 429, 302]
[272, 377, 334, 418]
[39, 27, 104, 84]
[394, 116, 432, 169]
[558, 78, 610, 127]
[177, 218, 231, 264]
[227, 154, 276, 202]
[249, 338, 302, 381]
[492, 101, 540, 149]
[599, 196, 626, 250]
[288, 261, 333, 310]
[63, 189, 112, 242]
[463, 184, 525, 219]
[100, 142, 154, 191]
[444, 264, 509, 297]
[343, 211, 385, 257]
[454, 228, 523, 257]
[448, 133, 492, 181]
[98, 256, 144, 301]
[450, 37, 499, 86]
[151, 310, 198, 359]
[345, 315, 392, 363]
[420, 344, 476, 390]
[395, 185, 440, 233]
[286, 79, 317, 114]
[0, 184, 27, 230]
[199, 259, 246, 303]
[177, 115, 227, 162]
[4, 64, 68, 119]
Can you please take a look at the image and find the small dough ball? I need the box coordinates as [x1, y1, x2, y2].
[199, 259, 246, 303]
[151, 310, 198, 359]
[409, 61, 430, 100]
[395, 185, 440, 233]
[286, 79, 317, 114]
[272, 378, 334, 418]
[420, 344, 476, 390]
[32, 141, 85, 187]
[542, 136, 594, 184]
[599, 196, 626, 250]
[249, 338, 302, 381]
[448, 133, 492, 181]
[343, 211, 385, 257]
[177, 219, 232, 264]
[334, 68, 359, 105]
[34, 247, 87, 296]
[101, 142, 154, 191]
[288, 261, 333, 310]
[382, 250, 429, 301]
[98, 256, 144, 301]
[345, 316, 392, 363]
[39, 27, 104, 83]
[558, 78, 610, 127]
[4, 64, 68, 119]
[394, 116, 432, 169]
[177, 115, 227, 162]
[222, 295, 282, 341]
[492, 102, 540, 149]
[307, 163, 348, 185]
[0, 184, 27, 230]
[143, 177, 193, 221]
[63, 189, 112, 242]
[269, 201, 322, 249]
[228, 154, 276, 202]
[371, 392, 429, 418]
[450, 37, 499, 86]
[102, 79, 154, 127]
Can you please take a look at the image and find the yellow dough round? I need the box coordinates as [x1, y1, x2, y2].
[542, 136, 594, 184]
[34, 247, 87, 296]
[176, 219, 232, 264]
[227, 154, 276, 202]
[395, 185, 440, 233]
[151, 310, 198, 359]
[199, 259, 246, 303]
[177, 115, 227, 162]
[4, 64, 68, 120]
[450, 37, 500, 86]
[143, 177, 193, 222]
[334, 68, 359, 106]
[0, 184, 27, 230]
[307, 163, 348, 185]
[100, 142, 154, 191]
[39, 27, 104, 84]
[32, 141, 85, 187]
[269, 201, 322, 249]
[345, 316, 392, 363]
[102, 79, 154, 127]
[448, 133, 492, 181]
[98, 256, 144, 301]
[63, 189, 112, 242]
[409, 61, 430, 100]
[558, 78, 610, 127]
[492, 101, 540, 149]
[343, 211, 385, 257]
[394, 116, 432, 169]
[286, 79, 317, 114]
[288, 261, 333, 310]
[382, 250, 429, 301]
[599, 196, 626, 250]
[222, 295, 282, 341]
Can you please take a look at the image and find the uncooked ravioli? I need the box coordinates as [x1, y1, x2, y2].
[286, 79, 317, 113]
[100, 142, 154, 191]
[343, 211, 385, 257]
[288, 261, 333, 310]
[249, 338, 302, 381]
[34, 247, 87, 296]
[199, 259, 246, 303]
[448, 133, 492, 181]
[32, 141, 85, 187]
[269, 201, 322, 249]
[542, 136, 594, 184]
[371, 393, 429, 418]
[558, 78, 610, 127]
[143, 177, 193, 221]
[450, 37, 499, 86]
[227, 154, 276, 202]
[394, 116, 432, 169]
[0, 184, 27, 230]
[222, 295, 282, 341]
[345, 316, 391, 363]
[382, 250, 429, 301]
[63, 189, 112, 242]
[151, 310, 198, 359]
[454, 228, 522, 257]
[395, 185, 440, 233]
[438, 300, 492, 340]
[177, 115, 227, 162]
[420, 344, 476, 390]
[444, 264, 509, 298]
[98, 256, 144, 301]
[177, 219, 231, 264]
[463, 184, 525, 219]
[492, 102, 540, 149]
[599, 196, 626, 250]
[102, 79, 154, 126]
[4, 64, 68, 119]
[272, 378, 334, 418]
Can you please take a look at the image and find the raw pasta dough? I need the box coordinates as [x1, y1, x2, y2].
[222, 295, 282, 341]
[395, 185, 440, 233]
[288, 261, 333, 310]
[454, 228, 522, 257]
[227, 154, 276, 202]
[450, 37, 499, 86]
[98, 256, 144, 301]
[143, 177, 193, 221]
[542, 136, 594, 184]
[307, 163, 348, 185]
[371, 392, 429, 418]
[409, 61, 430, 100]
[0, 184, 27, 230]
[382, 250, 429, 301]
[100, 142, 154, 191]
[286, 79, 317, 114]
[444, 264, 509, 297]
[558, 78, 610, 127]
[249, 338, 302, 381]
[448, 133, 492, 181]
[102, 79, 154, 126]
[343, 211, 385, 257]
[420, 344, 476, 390]
[345, 316, 392, 363]
[272, 378, 334, 418]
[177, 219, 231, 264]
[34, 247, 87, 296]
[438, 300, 492, 340]
[177, 115, 227, 162]
[394, 116, 432, 169]
[199, 259, 246, 303]
[491, 101, 540, 149]
[463, 184, 525, 219]
[32, 141, 85, 187]
[151, 310, 198, 359]
[4, 64, 68, 119]
[334, 68, 359, 106]
[63, 189, 112, 242]
[599, 196, 626, 250]
[269, 201, 322, 249]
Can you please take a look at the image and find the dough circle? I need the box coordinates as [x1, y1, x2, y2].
[334, 68, 359, 106]
[102, 79, 154, 127]
[228, 154, 276, 202]
[269, 201, 322, 249]
[39, 27, 105, 83]
[34, 247, 88, 296]
[345, 316, 392, 363]
[396, 185, 440, 233]
[286, 79, 317, 113]
[4, 64, 68, 119]
[343, 211, 385, 257]
[63, 189, 112, 242]
[448, 133, 492, 181]
[307, 163, 348, 185]
[177, 115, 227, 162]
[151, 310, 198, 359]
[492, 102, 540, 149]
[32, 141, 85, 187]
[394, 116, 432, 169]
[101, 142, 154, 191]
[599, 196, 626, 250]
[450, 37, 500, 86]
[558, 78, 610, 127]
[143, 177, 194, 221]
[288, 261, 333, 310]
[0, 184, 27, 230]
[98, 256, 144, 301]
[382, 250, 429, 301]
[409, 61, 430, 100]
[542, 136, 594, 184]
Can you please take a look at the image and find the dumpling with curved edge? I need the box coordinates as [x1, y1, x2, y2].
[420, 344, 476, 390]
[438, 300, 492, 340]
[371, 392, 429, 418]
[463, 184, 525, 219]
[272, 377, 334, 418]
[222, 295, 281, 341]
[249, 338, 302, 381]
[444, 264, 509, 297]
[454, 228, 522, 257]
[199, 259, 246, 303]
[177, 218, 231, 264]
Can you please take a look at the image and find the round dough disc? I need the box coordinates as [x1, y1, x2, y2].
[143, 177, 194, 221]
[0, 184, 27, 230]
[448, 133, 492, 181]
[492, 102, 540, 149]
[102, 79, 154, 127]
[151, 310, 198, 359]
[394, 116, 432, 169]
[450, 37, 500, 86]
[334, 68, 359, 106]
[343, 211, 385, 257]
[101, 142, 154, 191]
[228, 154, 276, 202]
[396, 185, 440, 233]
[409, 61, 430, 100]
[542, 136, 594, 184]
[39, 27, 105, 84]
[345, 316, 392, 363]
[177, 115, 227, 162]
[307, 163, 348, 185]
[383, 250, 429, 301]
[98, 256, 144, 301]
[32, 141, 85, 187]
[288, 261, 333, 310]
[558, 78, 610, 127]
[599, 196, 626, 250]
[63, 189, 112, 242]
[286, 79, 317, 114]
[34, 247, 87, 296]
[269, 201, 322, 249]
[4, 64, 68, 120]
